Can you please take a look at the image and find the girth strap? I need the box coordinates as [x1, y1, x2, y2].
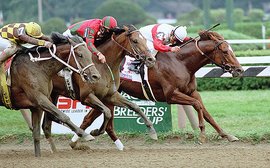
[139, 65, 157, 102]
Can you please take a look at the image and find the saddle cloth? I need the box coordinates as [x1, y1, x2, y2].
[120, 56, 148, 82]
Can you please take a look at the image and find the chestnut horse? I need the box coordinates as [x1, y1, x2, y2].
[78, 30, 244, 148]
[41, 25, 157, 151]
[1, 32, 100, 157]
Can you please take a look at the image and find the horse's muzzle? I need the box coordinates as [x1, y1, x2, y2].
[145, 57, 156, 68]
[232, 67, 244, 77]
[83, 73, 101, 83]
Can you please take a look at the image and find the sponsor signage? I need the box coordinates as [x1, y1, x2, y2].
[51, 97, 103, 134]
[52, 92, 172, 134]
[114, 92, 172, 132]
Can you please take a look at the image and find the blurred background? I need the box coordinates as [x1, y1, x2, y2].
[0, 0, 270, 42]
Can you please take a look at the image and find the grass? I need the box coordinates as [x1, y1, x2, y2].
[0, 90, 270, 143]
[171, 90, 270, 142]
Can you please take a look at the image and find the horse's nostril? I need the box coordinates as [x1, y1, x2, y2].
[147, 57, 156, 63]
[92, 74, 100, 80]
[236, 68, 244, 74]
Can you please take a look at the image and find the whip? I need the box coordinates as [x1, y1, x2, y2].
[179, 23, 220, 48]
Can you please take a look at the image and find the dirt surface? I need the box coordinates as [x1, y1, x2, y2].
[0, 136, 269, 168]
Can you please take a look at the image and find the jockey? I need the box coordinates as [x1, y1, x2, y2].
[0, 22, 53, 71]
[129, 23, 190, 72]
[140, 23, 190, 55]
[63, 16, 118, 63]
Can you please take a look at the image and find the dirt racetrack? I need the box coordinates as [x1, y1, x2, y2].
[0, 136, 269, 168]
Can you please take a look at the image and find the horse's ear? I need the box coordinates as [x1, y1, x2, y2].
[123, 25, 129, 31]
[67, 37, 76, 46]
[111, 27, 125, 35]
[208, 33, 218, 41]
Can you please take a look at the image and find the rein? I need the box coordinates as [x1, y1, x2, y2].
[29, 43, 95, 75]
[110, 30, 147, 60]
[195, 39, 231, 72]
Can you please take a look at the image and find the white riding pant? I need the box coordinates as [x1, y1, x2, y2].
[62, 29, 74, 38]
[146, 40, 158, 57]
[0, 37, 12, 52]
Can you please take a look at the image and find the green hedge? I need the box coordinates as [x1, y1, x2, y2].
[197, 77, 270, 91]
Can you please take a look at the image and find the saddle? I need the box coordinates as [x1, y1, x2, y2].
[120, 57, 157, 101]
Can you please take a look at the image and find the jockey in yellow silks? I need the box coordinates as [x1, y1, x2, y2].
[0, 22, 53, 72]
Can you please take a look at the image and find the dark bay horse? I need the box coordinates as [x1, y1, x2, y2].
[41, 25, 156, 151]
[1, 32, 100, 157]
[78, 30, 244, 147]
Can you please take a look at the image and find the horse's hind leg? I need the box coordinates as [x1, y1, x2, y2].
[31, 108, 43, 157]
[107, 91, 157, 140]
[20, 109, 33, 131]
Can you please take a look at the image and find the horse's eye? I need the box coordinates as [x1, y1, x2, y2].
[78, 53, 83, 57]
[133, 39, 138, 43]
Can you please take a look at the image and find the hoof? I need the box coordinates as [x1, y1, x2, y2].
[83, 134, 95, 141]
[149, 132, 158, 140]
[114, 139, 124, 151]
[148, 127, 158, 140]
[69, 141, 78, 149]
[199, 133, 207, 143]
[90, 129, 100, 136]
[227, 134, 239, 142]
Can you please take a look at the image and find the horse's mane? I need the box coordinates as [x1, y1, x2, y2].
[51, 32, 84, 44]
[94, 26, 126, 47]
[199, 30, 224, 41]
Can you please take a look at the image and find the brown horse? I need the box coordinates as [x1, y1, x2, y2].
[41, 25, 157, 151]
[78, 30, 244, 148]
[1, 32, 100, 157]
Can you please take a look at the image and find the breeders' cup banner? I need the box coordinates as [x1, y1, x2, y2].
[52, 92, 172, 134]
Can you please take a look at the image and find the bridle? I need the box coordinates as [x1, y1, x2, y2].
[110, 29, 149, 62]
[194, 39, 233, 72]
[29, 42, 95, 81]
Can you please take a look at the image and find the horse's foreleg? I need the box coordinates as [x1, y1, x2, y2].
[191, 91, 238, 142]
[82, 93, 111, 137]
[108, 92, 157, 140]
[167, 89, 205, 143]
[31, 108, 42, 157]
[105, 105, 124, 150]
[36, 94, 92, 141]
[69, 108, 100, 149]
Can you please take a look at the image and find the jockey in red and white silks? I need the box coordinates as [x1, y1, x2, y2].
[63, 16, 118, 63]
[139, 23, 190, 56]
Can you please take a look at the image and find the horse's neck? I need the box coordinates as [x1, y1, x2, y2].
[181, 40, 215, 74]
[45, 45, 71, 76]
[100, 37, 127, 73]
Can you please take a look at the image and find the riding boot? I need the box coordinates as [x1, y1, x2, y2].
[128, 60, 141, 74]
[0, 63, 4, 76]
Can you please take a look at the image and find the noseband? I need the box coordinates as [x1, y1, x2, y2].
[195, 39, 232, 72]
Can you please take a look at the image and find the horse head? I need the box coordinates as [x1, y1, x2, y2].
[51, 32, 100, 83]
[198, 30, 243, 77]
[112, 25, 156, 68]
